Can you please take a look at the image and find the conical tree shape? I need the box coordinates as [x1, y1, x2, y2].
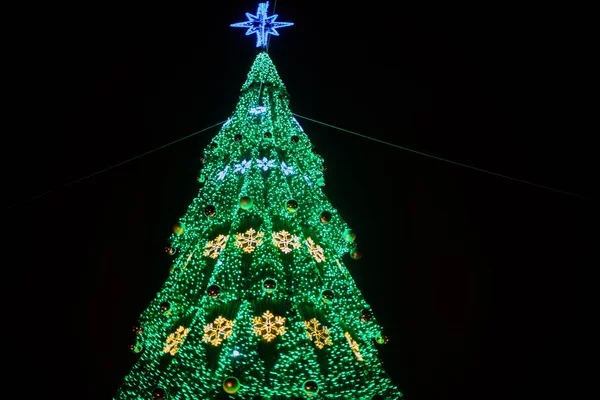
[114, 50, 403, 399]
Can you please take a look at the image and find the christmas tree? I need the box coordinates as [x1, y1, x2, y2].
[114, 3, 403, 399]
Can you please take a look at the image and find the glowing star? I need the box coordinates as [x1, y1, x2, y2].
[202, 234, 230, 259]
[303, 318, 332, 349]
[235, 228, 265, 253]
[230, 1, 294, 48]
[234, 159, 252, 174]
[202, 316, 235, 346]
[272, 230, 301, 254]
[256, 157, 276, 171]
[344, 332, 364, 361]
[305, 237, 326, 263]
[163, 325, 189, 356]
[252, 310, 286, 342]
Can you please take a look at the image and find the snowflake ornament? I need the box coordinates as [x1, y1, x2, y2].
[234, 159, 252, 174]
[252, 310, 286, 342]
[303, 318, 332, 349]
[203, 234, 230, 259]
[249, 106, 267, 115]
[163, 325, 189, 356]
[305, 237, 326, 263]
[235, 228, 265, 253]
[217, 166, 229, 181]
[280, 161, 294, 176]
[272, 230, 301, 254]
[202, 316, 235, 346]
[256, 157, 276, 171]
[344, 332, 364, 361]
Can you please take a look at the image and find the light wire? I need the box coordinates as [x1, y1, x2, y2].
[9, 107, 594, 209]
[292, 113, 595, 201]
[8, 120, 226, 209]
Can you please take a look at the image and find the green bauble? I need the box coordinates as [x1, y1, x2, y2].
[343, 229, 356, 243]
[130, 342, 143, 354]
[322, 289, 334, 304]
[303, 380, 318, 396]
[319, 211, 332, 224]
[240, 196, 253, 210]
[263, 278, 277, 293]
[351, 247, 362, 260]
[223, 376, 240, 394]
[152, 388, 167, 399]
[376, 335, 390, 345]
[204, 205, 216, 217]
[172, 222, 185, 235]
[159, 302, 170, 313]
[207, 285, 221, 299]
[286, 199, 298, 212]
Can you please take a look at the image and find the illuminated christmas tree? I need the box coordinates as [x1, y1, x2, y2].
[114, 2, 404, 399]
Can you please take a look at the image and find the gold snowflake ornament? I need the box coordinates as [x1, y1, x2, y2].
[303, 317, 332, 349]
[305, 237, 326, 263]
[163, 325, 189, 356]
[202, 234, 230, 259]
[235, 228, 265, 253]
[272, 230, 301, 254]
[202, 316, 235, 346]
[252, 310, 286, 342]
[344, 332, 363, 361]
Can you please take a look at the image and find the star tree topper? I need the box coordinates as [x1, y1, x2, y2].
[231, 1, 293, 48]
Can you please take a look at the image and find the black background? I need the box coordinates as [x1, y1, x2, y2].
[3, 1, 597, 399]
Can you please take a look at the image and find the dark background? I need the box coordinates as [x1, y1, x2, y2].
[3, 1, 597, 399]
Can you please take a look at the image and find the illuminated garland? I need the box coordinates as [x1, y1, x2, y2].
[114, 40, 404, 400]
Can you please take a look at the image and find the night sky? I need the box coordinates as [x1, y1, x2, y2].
[3, 2, 597, 400]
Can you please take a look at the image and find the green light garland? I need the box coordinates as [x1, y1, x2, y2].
[114, 51, 403, 399]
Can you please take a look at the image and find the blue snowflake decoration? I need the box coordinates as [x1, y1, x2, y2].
[257, 157, 276, 171]
[234, 159, 252, 174]
[249, 106, 267, 115]
[281, 161, 294, 176]
[217, 166, 229, 181]
[230, 1, 293, 48]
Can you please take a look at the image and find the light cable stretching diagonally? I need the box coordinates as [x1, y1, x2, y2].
[292, 113, 594, 201]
